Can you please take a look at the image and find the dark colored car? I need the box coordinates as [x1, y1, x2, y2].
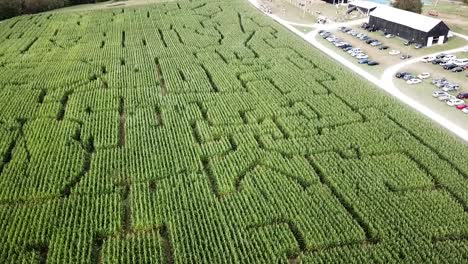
[443, 64, 457, 70]
[404, 41, 413, 46]
[367, 61, 379, 66]
[395, 72, 410, 78]
[400, 54, 412, 60]
[358, 59, 370, 64]
[456, 92, 468, 99]
[365, 39, 375, 44]
[452, 67, 465, 72]
[403, 74, 415, 80]
[432, 59, 444, 64]
[379, 45, 389, 50]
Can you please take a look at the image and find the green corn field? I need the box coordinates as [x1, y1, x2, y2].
[0, 0, 467, 263]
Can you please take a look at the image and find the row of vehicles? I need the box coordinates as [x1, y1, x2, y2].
[430, 77, 467, 112]
[395, 71, 431, 85]
[421, 53, 468, 73]
[341, 26, 411, 60]
[319, 30, 379, 66]
[362, 23, 423, 49]
[432, 90, 468, 113]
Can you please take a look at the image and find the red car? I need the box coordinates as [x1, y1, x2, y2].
[456, 104, 468, 110]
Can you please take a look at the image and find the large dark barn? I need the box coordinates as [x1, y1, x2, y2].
[347, 1, 381, 15]
[369, 6, 450, 46]
[322, 0, 348, 4]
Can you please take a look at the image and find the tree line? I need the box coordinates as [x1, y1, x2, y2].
[0, 0, 107, 20]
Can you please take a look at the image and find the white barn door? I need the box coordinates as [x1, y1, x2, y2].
[438, 36, 445, 45]
[427, 37, 433, 47]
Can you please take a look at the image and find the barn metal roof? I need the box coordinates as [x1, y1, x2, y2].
[348, 1, 381, 11]
[370, 6, 444, 32]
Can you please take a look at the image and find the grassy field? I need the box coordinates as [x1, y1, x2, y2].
[423, 0, 468, 35]
[0, 0, 468, 263]
[258, 0, 317, 24]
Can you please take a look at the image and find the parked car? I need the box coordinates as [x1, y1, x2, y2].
[403, 74, 415, 81]
[447, 98, 465, 106]
[462, 108, 468, 114]
[365, 39, 376, 44]
[452, 67, 465, 72]
[443, 64, 457, 70]
[432, 59, 444, 64]
[379, 45, 389, 50]
[367, 61, 379, 66]
[370, 41, 382, 46]
[457, 92, 468, 99]
[421, 56, 436, 63]
[359, 35, 368, 40]
[432, 90, 448, 98]
[358, 58, 370, 64]
[404, 41, 413, 46]
[385, 34, 395, 38]
[442, 54, 456, 61]
[456, 104, 468, 110]
[389, 50, 401, 55]
[417, 72, 431, 79]
[454, 58, 468, 67]
[414, 44, 423, 49]
[438, 94, 454, 101]
[400, 54, 412, 60]
[407, 78, 422, 85]
[395, 72, 411, 78]
[463, 46, 468, 52]
[442, 84, 460, 92]
[356, 54, 369, 60]
[440, 60, 455, 67]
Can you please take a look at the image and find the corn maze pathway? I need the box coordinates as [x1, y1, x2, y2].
[0, 0, 467, 263]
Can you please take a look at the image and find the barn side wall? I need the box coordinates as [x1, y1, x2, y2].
[368, 16, 427, 45]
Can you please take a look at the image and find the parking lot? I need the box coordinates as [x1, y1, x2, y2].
[394, 52, 468, 129]
[319, 24, 468, 77]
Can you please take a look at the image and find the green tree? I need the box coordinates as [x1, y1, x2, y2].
[23, 0, 65, 14]
[0, 0, 22, 20]
[392, 0, 423, 13]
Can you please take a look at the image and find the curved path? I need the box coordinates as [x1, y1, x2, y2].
[249, 0, 468, 142]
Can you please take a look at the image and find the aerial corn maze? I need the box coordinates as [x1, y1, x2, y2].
[0, 0, 467, 263]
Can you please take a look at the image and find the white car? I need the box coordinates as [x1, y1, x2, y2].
[432, 90, 448, 98]
[442, 54, 456, 61]
[454, 58, 468, 67]
[348, 48, 361, 54]
[385, 34, 395, 38]
[447, 98, 465, 106]
[440, 61, 455, 66]
[438, 94, 454, 101]
[389, 50, 401, 55]
[420, 56, 435, 63]
[464, 46, 468, 53]
[407, 78, 422, 85]
[356, 54, 369, 59]
[352, 52, 366, 57]
[442, 85, 459, 92]
[417, 73, 431, 79]
[462, 108, 468, 114]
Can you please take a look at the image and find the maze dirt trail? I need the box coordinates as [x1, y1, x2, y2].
[0, 0, 467, 263]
